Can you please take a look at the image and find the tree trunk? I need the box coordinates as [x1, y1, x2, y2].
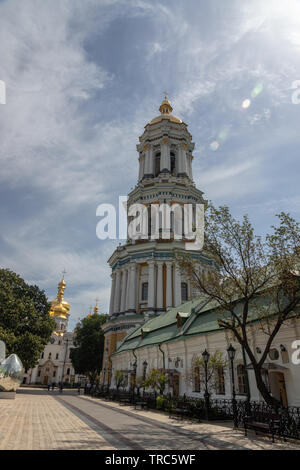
[252, 365, 280, 409]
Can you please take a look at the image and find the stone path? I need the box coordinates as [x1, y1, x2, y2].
[0, 388, 299, 450]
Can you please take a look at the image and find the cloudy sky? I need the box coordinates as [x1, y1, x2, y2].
[1, 0, 300, 329]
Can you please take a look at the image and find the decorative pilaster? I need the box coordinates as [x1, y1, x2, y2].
[109, 272, 116, 316]
[113, 269, 121, 314]
[143, 144, 154, 179]
[174, 265, 182, 307]
[160, 137, 170, 173]
[120, 269, 128, 313]
[128, 263, 137, 312]
[147, 260, 156, 312]
[125, 267, 131, 311]
[156, 261, 164, 311]
[166, 261, 173, 308]
[177, 143, 188, 177]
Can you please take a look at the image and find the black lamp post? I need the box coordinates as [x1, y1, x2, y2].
[202, 349, 210, 420]
[227, 344, 238, 428]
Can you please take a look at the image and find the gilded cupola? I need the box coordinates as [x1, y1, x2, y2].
[147, 95, 183, 126]
[49, 277, 70, 319]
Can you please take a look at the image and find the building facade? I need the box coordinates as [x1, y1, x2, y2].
[110, 296, 300, 407]
[101, 96, 300, 408]
[23, 277, 81, 386]
[102, 97, 215, 382]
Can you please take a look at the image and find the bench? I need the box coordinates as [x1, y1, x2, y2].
[244, 412, 281, 443]
[169, 402, 190, 420]
[134, 400, 148, 410]
[119, 395, 132, 406]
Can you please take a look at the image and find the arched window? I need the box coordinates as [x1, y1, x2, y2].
[142, 282, 148, 301]
[181, 282, 188, 302]
[216, 367, 225, 394]
[193, 366, 200, 392]
[237, 364, 247, 394]
[67, 368, 70, 375]
[48, 352, 51, 359]
[41, 352, 44, 359]
[155, 152, 161, 177]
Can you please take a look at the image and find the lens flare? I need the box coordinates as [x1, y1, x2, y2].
[210, 141, 219, 151]
[242, 99, 251, 109]
[218, 127, 230, 142]
[251, 83, 263, 98]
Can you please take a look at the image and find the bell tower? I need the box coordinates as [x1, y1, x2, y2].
[101, 96, 213, 384]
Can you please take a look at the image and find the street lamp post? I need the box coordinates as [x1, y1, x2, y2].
[202, 349, 210, 420]
[227, 344, 238, 428]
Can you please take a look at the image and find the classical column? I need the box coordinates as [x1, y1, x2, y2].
[120, 269, 127, 313]
[178, 143, 188, 177]
[166, 261, 173, 308]
[128, 263, 137, 312]
[109, 272, 116, 316]
[113, 268, 121, 314]
[156, 261, 164, 311]
[186, 154, 193, 179]
[144, 144, 154, 178]
[125, 267, 130, 312]
[160, 137, 170, 173]
[138, 154, 143, 181]
[174, 265, 182, 307]
[147, 260, 156, 312]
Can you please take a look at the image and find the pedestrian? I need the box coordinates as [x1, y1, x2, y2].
[47, 382, 51, 391]
[78, 384, 81, 395]
[52, 382, 55, 391]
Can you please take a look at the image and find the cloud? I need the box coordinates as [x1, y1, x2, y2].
[1, 0, 300, 332]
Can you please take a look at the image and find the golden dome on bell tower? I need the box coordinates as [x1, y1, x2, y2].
[148, 94, 183, 126]
[49, 275, 70, 319]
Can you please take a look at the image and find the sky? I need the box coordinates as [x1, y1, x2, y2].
[1, 0, 300, 329]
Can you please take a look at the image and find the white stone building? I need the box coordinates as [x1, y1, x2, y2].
[101, 96, 215, 380]
[101, 95, 300, 408]
[23, 277, 81, 386]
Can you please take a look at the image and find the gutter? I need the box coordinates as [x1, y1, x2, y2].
[158, 343, 165, 370]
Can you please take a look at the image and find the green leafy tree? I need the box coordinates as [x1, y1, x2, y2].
[185, 351, 227, 393]
[114, 370, 125, 391]
[70, 313, 107, 385]
[177, 205, 300, 407]
[0, 268, 55, 370]
[144, 368, 168, 395]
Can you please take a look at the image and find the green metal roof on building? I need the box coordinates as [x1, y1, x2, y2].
[114, 296, 221, 355]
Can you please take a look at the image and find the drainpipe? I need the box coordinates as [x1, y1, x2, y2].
[158, 344, 165, 370]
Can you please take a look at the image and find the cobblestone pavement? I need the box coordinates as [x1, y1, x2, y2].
[0, 388, 299, 450]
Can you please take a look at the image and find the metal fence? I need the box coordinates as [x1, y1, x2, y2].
[94, 388, 300, 440]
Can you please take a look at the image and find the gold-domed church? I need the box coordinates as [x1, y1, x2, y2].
[23, 276, 82, 386]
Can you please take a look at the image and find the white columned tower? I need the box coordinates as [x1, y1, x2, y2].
[101, 95, 214, 375]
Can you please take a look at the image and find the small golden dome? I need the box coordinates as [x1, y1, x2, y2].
[147, 96, 182, 126]
[49, 276, 70, 319]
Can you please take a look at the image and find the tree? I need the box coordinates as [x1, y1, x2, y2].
[185, 351, 227, 394]
[114, 370, 125, 391]
[0, 268, 55, 370]
[70, 312, 107, 385]
[177, 205, 300, 407]
[143, 368, 168, 395]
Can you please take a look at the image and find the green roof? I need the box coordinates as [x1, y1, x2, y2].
[114, 296, 222, 355]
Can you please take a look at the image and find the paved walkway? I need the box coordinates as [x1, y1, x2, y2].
[0, 388, 299, 450]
